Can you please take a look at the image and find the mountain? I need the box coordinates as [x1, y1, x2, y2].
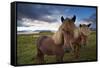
[17, 29, 55, 35]
[34, 30, 53, 32]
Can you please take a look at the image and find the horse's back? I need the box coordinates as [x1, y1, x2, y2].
[37, 35, 48, 47]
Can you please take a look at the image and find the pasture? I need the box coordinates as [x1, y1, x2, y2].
[17, 31, 97, 65]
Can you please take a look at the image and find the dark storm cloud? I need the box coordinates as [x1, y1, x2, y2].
[17, 3, 69, 23]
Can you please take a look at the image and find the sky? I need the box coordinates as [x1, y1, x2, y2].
[17, 3, 96, 32]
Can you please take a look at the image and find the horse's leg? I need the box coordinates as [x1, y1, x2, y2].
[82, 36, 87, 47]
[84, 37, 88, 46]
[70, 42, 74, 53]
[76, 45, 80, 59]
[56, 48, 64, 62]
[74, 45, 80, 59]
[36, 48, 45, 64]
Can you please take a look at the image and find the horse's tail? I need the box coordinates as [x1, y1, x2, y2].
[36, 36, 44, 56]
[37, 46, 43, 57]
[36, 47, 44, 63]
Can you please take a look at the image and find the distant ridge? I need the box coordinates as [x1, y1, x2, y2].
[17, 29, 55, 35]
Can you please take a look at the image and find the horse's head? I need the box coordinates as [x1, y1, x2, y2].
[60, 15, 76, 51]
[79, 23, 91, 36]
[60, 15, 76, 35]
[52, 16, 76, 46]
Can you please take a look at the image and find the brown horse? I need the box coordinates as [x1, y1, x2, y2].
[79, 23, 91, 46]
[36, 15, 76, 63]
[69, 23, 91, 58]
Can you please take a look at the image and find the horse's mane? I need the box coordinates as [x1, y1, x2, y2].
[74, 28, 80, 39]
[52, 26, 63, 45]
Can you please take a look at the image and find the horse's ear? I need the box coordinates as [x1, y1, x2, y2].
[80, 24, 82, 27]
[72, 15, 76, 22]
[88, 23, 91, 27]
[61, 16, 64, 23]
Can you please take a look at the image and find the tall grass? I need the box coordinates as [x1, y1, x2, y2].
[17, 31, 97, 65]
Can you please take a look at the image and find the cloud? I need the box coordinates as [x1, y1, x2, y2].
[82, 13, 96, 23]
[17, 3, 96, 31]
[78, 13, 96, 29]
[17, 3, 72, 25]
[17, 18, 35, 27]
[17, 19, 61, 31]
[17, 3, 70, 24]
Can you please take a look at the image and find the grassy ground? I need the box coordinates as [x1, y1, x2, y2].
[17, 31, 97, 65]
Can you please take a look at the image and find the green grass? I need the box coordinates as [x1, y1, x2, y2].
[17, 31, 97, 65]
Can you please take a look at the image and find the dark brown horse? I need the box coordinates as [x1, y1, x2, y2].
[36, 16, 76, 63]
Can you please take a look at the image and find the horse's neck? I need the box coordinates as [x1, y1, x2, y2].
[74, 28, 81, 39]
[52, 29, 63, 45]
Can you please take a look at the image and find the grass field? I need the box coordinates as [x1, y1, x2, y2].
[17, 31, 97, 65]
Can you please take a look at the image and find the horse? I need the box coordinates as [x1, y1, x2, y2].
[36, 15, 76, 63]
[79, 23, 91, 46]
[69, 23, 91, 58]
